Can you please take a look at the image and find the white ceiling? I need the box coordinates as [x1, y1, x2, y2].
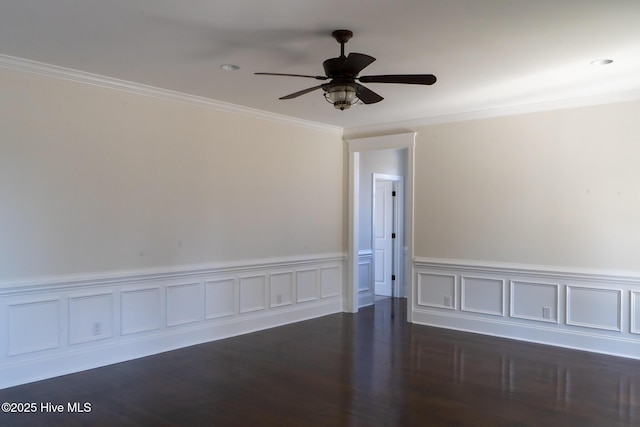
[2, 0, 640, 130]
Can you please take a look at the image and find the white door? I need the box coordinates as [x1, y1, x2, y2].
[374, 180, 394, 296]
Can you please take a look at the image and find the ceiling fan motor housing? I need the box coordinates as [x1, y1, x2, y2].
[323, 57, 347, 78]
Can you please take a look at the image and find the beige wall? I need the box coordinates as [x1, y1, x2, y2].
[413, 100, 640, 270]
[0, 68, 344, 281]
[4, 65, 638, 280]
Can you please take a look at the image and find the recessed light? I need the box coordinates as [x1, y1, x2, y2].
[590, 59, 613, 66]
[220, 64, 240, 71]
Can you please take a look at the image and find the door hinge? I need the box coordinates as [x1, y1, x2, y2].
[392, 275, 396, 281]
[392, 190, 396, 197]
[392, 232, 396, 239]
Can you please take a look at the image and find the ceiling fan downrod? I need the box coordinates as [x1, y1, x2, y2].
[332, 30, 353, 58]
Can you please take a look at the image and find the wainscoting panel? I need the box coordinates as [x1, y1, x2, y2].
[510, 280, 559, 324]
[8, 299, 60, 356]
[121, 287, 162, 335]
[358, 250, 374, 307]
[632, 291, 640, 335]
[239, 275, 267, 314]
[414, 258, 640, 360]
[460, 276, 505, 316]
[296, 269, 318, 303]
[270, 272, 294, 308]
[205, 278, 236, 319]
[0, 253, 344, 389]
[320, 266, 341, 298]
[417, 272, 456, 310]
[566, 285, 622, 332]
[68, 292, 114, 344]
[166, 282, 202, 327]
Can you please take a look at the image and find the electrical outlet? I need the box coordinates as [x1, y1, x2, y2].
[444, 296, 451, 307]
[542, 307, 552, 319]
[276, 294, 282, 305]
[92, 322, 102, 336]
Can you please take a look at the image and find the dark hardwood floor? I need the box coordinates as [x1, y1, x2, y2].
[1, 298, 639, 426]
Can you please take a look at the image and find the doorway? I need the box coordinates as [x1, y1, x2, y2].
[345, 132, 415, 321]
[373, 174, 403, 300]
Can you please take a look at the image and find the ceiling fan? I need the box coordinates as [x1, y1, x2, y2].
[255, 30, 437, 110]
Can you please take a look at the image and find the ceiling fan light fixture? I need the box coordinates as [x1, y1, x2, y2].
[324, 83, 359, 110]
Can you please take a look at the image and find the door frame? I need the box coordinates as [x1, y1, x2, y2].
[345, 132, 415, 321]
[372, 174, 404, 299]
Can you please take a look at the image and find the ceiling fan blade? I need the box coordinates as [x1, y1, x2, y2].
[340, 52, 376, 76]
[279, 85, 324, 100]
[255, 72, 328, 80]
[358, 74, 437, 85]
[355, 83, 384, 104]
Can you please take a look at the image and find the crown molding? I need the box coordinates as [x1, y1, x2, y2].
[0, 54, 343, 135]
[5, 54, 638, 138]
[344, 89, 640, 137]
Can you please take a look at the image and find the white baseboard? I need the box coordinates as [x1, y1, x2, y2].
[0, 254, 344, 389]
[413, 257, 640, 360]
